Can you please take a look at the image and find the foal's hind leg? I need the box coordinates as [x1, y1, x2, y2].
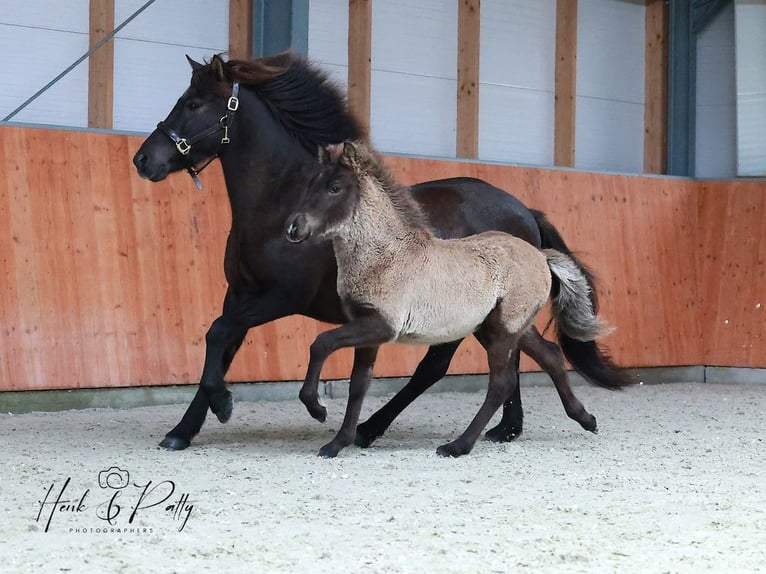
[437, 331, 519, 458]
[484, 348, 524, 443]
[518, 327, 597, 433]
[355, 340, 463, 448]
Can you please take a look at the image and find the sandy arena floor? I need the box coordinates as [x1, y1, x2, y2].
[1, 382, 764, 573]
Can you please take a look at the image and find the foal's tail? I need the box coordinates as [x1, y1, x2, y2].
[534, 210, 633, 389]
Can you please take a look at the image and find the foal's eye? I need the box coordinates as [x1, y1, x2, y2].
[328, 184, 341, 195]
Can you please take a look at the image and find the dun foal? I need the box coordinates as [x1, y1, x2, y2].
[285, 141, 611, 458]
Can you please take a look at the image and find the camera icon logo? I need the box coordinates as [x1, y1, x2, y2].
[98, 467, 130, 489]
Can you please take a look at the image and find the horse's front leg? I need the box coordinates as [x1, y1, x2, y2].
[159, 289, 296, 450]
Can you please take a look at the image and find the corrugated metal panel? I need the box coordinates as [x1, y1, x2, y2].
[478, 0, 555, 165]
[575, 0, 645, 173]
[307, 0, 348, 90]
[695, 2, 736, 179]
[370, 0, 457, 157]
[735, 0, 766, 176]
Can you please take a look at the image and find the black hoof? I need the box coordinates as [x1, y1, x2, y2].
[582, 414, 598, 434]
[484, 423, 522, 443]
[305, 403, 327, 423]
[318, 442, 342, 458]
[436, 441, 471, 458]
[354, 422, 381, 448]
[159, 436, 191, 450]
[210, 390, 233, 424]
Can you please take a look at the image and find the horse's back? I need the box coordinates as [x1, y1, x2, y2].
[410, 178, 541, 246]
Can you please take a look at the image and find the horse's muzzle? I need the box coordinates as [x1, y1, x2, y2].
[133, 150, 169, 182]
[285, 213, 311, 243]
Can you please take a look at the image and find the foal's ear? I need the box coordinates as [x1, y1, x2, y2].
[321, 143, 345, 164]
[186, 55, 204, 72]
[211, 54, 228, 81]
[342, 141, 360, 164]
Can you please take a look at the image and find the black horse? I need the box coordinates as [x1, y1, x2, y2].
[133, 53, 630, 451]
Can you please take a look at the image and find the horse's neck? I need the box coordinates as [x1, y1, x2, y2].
[219, 90, 310, 214]
[333, 183, 426, 273]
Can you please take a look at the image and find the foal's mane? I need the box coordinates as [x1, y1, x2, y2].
[345, 142, 432, 233]
[193, 53, 364, 154]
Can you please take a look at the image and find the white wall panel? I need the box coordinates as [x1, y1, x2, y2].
[0, 0, 88, 32]
[112, 0, 229, 132]
[735, 0, 766, 176]
[307, 0, 348, 91]
[115, 0, 228, 48]
[575, 0, 645, 173]
[0, 25, 88, 127]
[370, 0, 457, 157]
[695, 3, 736, 179]
[370, 71, 456, 158]
[478, 0, 555, 165]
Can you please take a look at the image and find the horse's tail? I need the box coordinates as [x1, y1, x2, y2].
[534, 210, 633, 389]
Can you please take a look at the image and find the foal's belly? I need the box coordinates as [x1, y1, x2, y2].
[394, 298, 496, 345]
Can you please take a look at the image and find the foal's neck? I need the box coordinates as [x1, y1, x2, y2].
[333, 179, 429, 270]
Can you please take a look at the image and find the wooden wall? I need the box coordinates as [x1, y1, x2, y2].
[0, 126, 764, 392]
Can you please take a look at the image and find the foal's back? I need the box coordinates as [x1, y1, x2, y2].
[380, 230, 552, 346]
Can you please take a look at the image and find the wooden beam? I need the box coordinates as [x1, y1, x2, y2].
[348, 0, 372, 135]
[229, 0, 254, 59]
[88, 0, 114, 129]
[554, 0, 577, 167]
[644, 0, 668, 174]
[457, 0, 481, 159]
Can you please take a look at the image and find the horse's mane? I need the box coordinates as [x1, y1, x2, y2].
[343, 142, 432, 234]
[193, 53, 364, 154]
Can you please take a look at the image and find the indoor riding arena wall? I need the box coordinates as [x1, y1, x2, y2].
[0, 126, 763, 392]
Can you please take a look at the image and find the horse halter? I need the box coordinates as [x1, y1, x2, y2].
[156, 82, 240, 190]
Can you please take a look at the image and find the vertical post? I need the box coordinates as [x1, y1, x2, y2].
[230, 0, 254, 59]
[667, 0, 695, 176]
[644, 0, 668, 174]
[88, 0, 114, 129]
[348, 0, 372, 134]
[554, 0, 577, 167]
[457, 0, 480, 159]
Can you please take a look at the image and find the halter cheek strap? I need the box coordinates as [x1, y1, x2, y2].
[157, 82, 240, 190]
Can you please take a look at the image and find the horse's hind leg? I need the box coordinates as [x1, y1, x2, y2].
[484, 348, 524, 443]
[355, 340, 463, 448]
[437, 331, 519, 458]
[518, 326, 597, 433]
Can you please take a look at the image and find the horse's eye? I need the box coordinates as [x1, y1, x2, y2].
[329, 184, 341, 195]
[187, 101, 200, 110]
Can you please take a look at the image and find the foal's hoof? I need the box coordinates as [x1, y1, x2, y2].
[305, 403, 327, 423]
[159, 436, 191, 451]
[484, 423, 522, 443]
[582, 414, 598, 434]
[436, 440, 471, 458]
[210, 390, 233, 424]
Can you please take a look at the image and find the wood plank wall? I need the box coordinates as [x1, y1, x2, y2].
[0, 126, 764, 391]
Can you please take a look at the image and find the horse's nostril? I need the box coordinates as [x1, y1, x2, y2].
[134, 152, 147, 167]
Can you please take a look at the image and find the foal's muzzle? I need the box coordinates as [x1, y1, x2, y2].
[285, 213, 311, 243]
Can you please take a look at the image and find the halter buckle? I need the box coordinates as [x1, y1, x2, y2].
[175, 138, 191, 155]
[227, 96, 239, 112]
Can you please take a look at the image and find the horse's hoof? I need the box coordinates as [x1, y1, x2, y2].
[210, 390, 233, 424]
[354, 423, 381, 448]
[318, 442, 342, 458]
[436, 441, 471, 458]
[159, 436, 190, 451]
[484, 424, 522, 443]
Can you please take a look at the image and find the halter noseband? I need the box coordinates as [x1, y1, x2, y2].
[157, 82, 240, 190]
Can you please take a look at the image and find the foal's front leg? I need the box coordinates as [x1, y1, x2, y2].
[299, 313, 394, 456]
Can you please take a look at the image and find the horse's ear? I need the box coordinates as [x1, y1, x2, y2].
[323, 143, 344, 164]
[186, 55, 204, 72]
[211, 54, 228, 81]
